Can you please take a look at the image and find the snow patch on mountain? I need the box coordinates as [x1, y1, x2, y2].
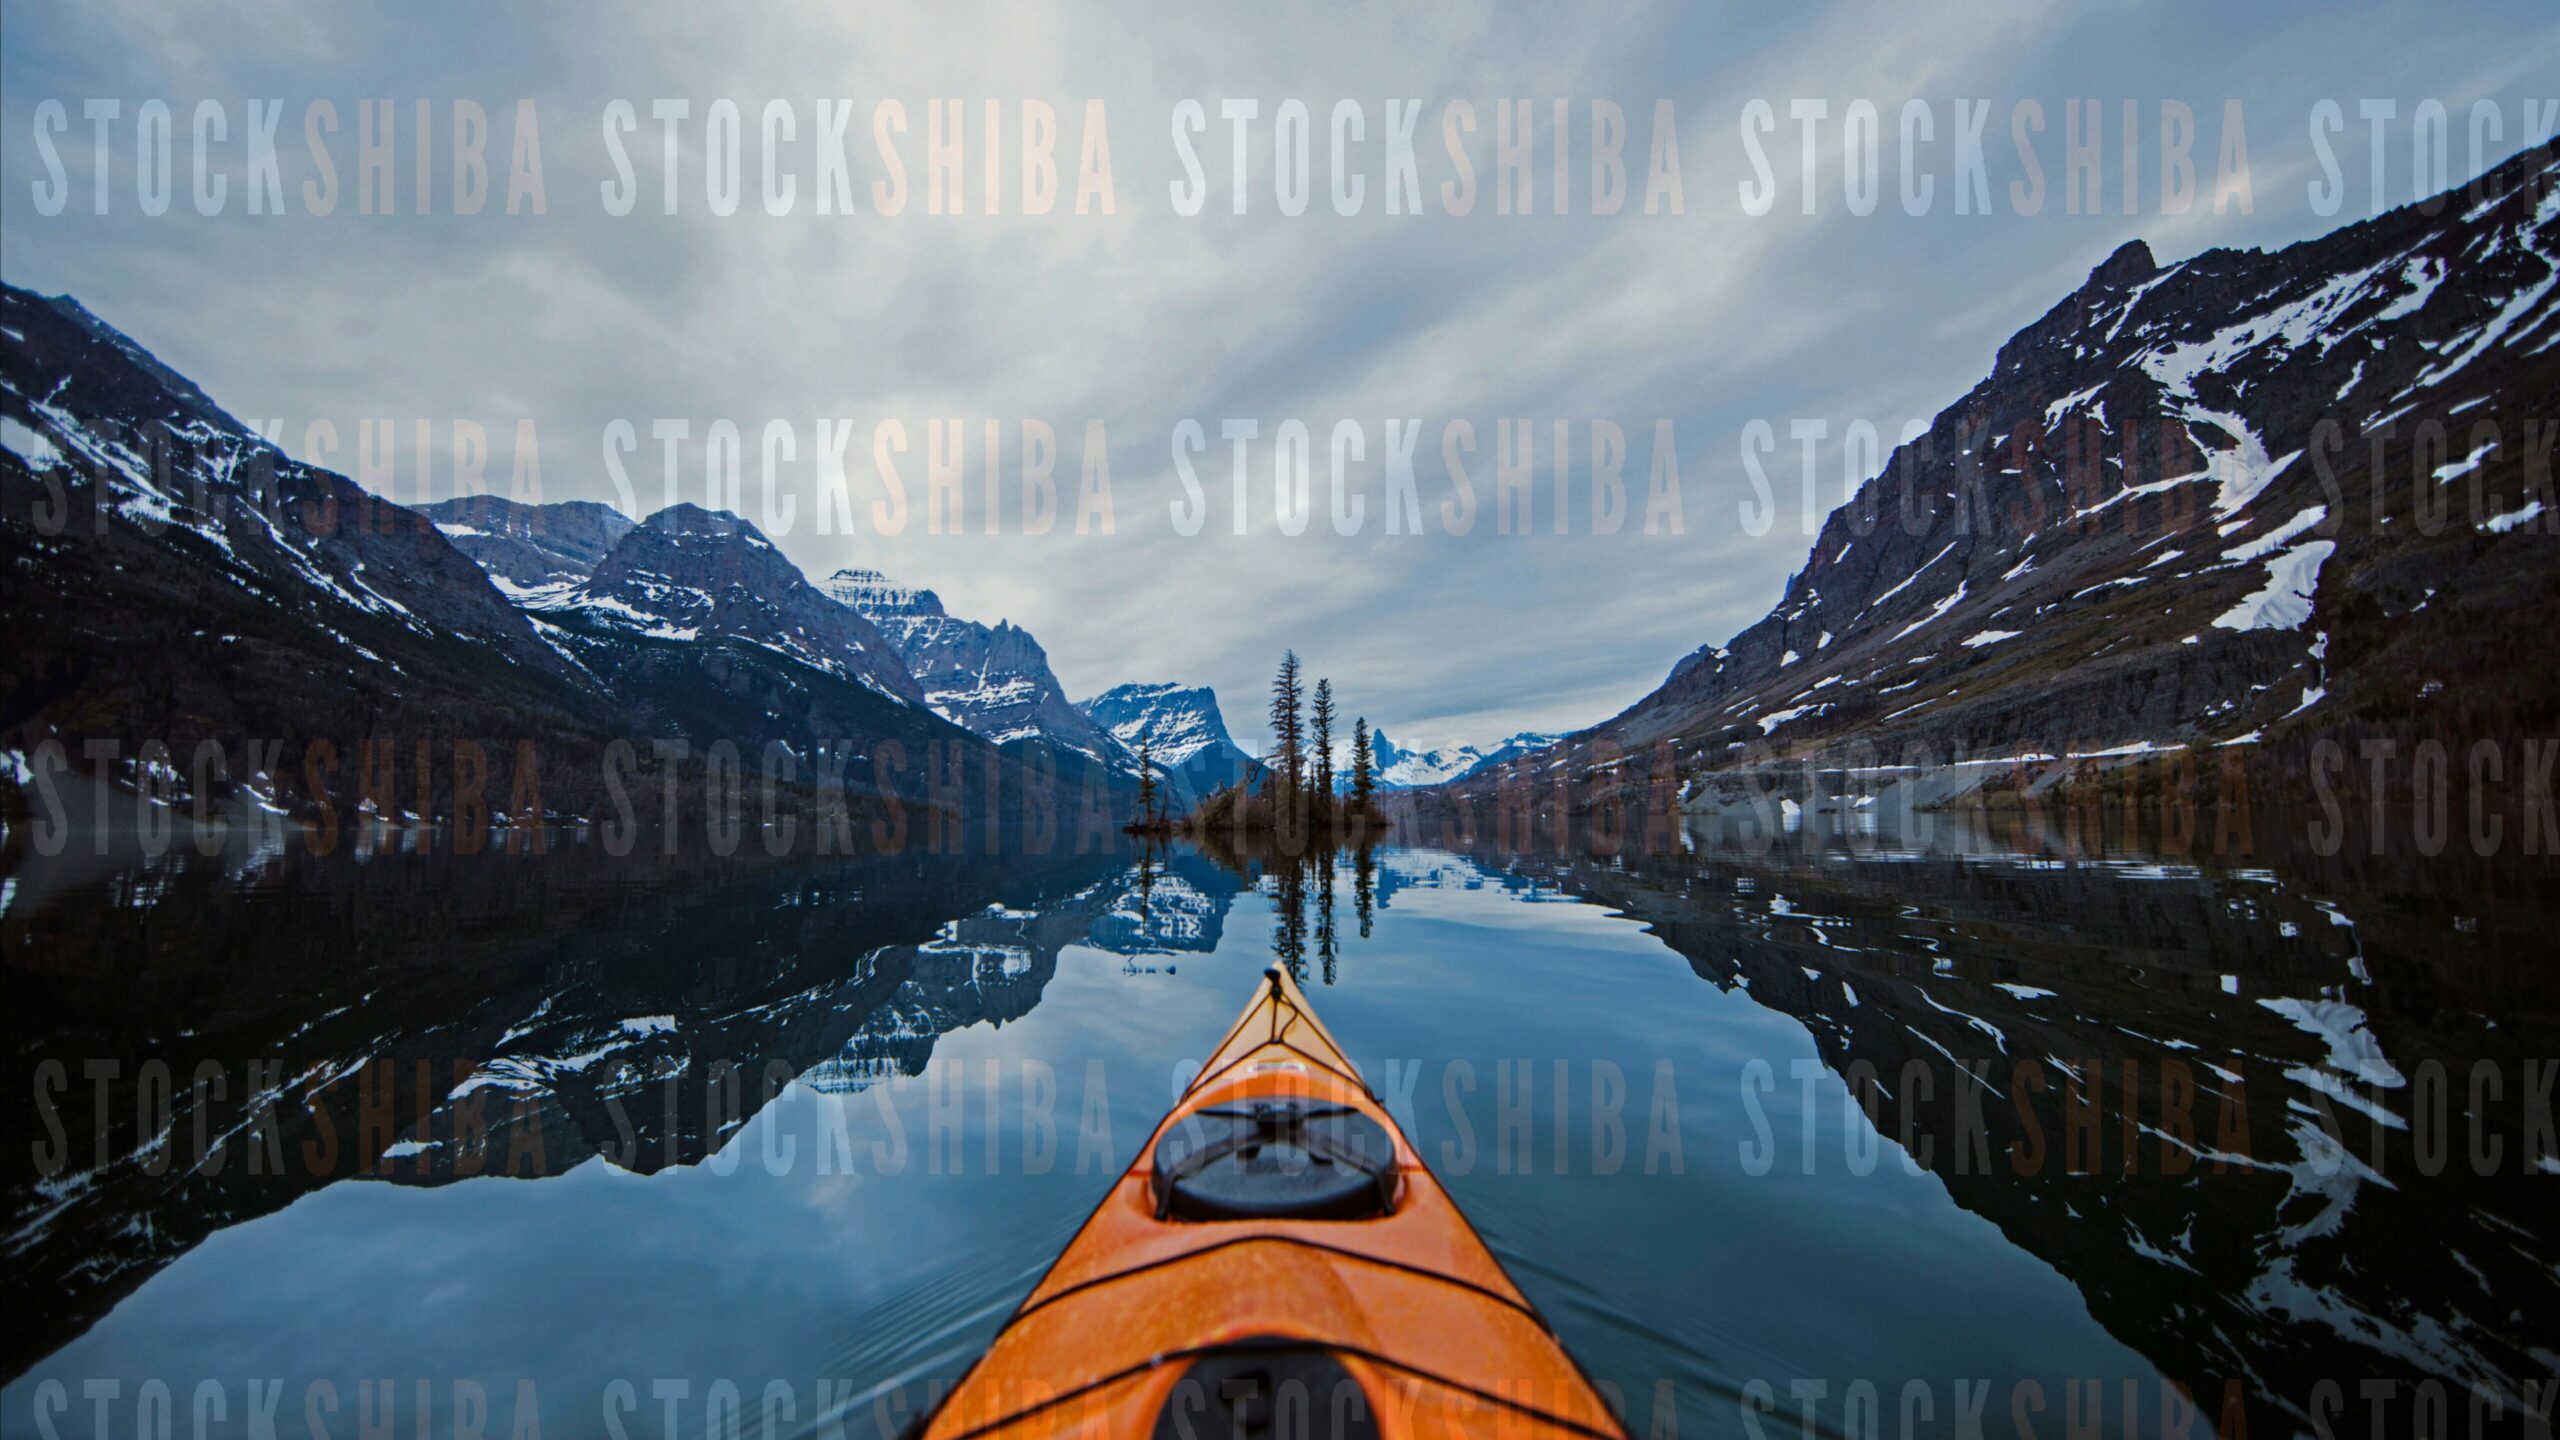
[1369, 729, 1567, 788]
[2213, 540, 2335, 633]
[1078, 683, 1259, 801]
[825, 568, 1128, 764]
[531, 507, 924, 701]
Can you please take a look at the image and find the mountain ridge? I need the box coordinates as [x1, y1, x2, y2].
[1078, 682, 1263, 804]
[1437, 141, 2560, 816]
[418, 493, 638, 588]
[1365, 727, 1566, 790]
[824, 566, 1133, 768]
[0, 284, 1133, 834]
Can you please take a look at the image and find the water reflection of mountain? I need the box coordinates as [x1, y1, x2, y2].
[806, 847, 1249, 1093]
[1442, 818, 2560, 1440]
[0, 839, 1246, 1380]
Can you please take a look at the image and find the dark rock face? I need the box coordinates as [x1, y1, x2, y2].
[415, 494, 637, 588]
[1446, 143, 2560, 813]
[824, 567, 1129, 767]
[1079, 682, 1264, 805]
[548, 506, 925, 704]
[0, 283, 612, 820]
[0, 283, 1087, 830]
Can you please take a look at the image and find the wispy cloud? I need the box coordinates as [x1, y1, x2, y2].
[3, 0, 2548, 750]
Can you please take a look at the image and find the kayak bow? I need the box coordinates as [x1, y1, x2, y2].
[919, 965, 1629, 1440]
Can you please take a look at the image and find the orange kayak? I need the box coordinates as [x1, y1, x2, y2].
[919, 965, 1630, 1440]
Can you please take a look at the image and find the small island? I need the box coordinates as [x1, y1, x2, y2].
[1126, 651, 1390, 846]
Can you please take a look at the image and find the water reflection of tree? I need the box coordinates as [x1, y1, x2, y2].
[1353, 847, 1375, 939]
[1316, 846, 1338, 984]
[1192, 833, 1379, 983]
[1273, 854, 1307, 978]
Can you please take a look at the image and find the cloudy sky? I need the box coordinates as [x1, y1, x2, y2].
[4, 0, 2551, 751]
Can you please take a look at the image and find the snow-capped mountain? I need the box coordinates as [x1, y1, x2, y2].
[1463, 730, 1569, 778]
[823, 568, 1129, 766]
[419, 498, 930, 710]
[1444, 140, 2560, 812]
[1380, 742, 1479, 789]
[417, 494, 636, 588]
[0, 283, 598, 816]
[1366, 728, 1567, 789]
[0, 285, 1126, 827]
[523, 508, 924, 702]
[1078, 682, 1263, 803]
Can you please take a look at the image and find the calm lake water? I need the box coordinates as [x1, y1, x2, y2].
[4, 813, 2554, 1439]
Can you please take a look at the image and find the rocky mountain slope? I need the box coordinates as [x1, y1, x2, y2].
[531, 505, 924, 703]
[824, 567, 1131, 768]
[0, 284, 1122, 836]
[1443, 141, 2560, 816]
[417, 494, 636, 588]
[405, 494, 1149, 808]
[1078, 682, 1264, 803]
[0, 284, 611, 821]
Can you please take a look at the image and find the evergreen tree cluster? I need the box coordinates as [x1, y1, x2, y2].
[1173, 649, 1389, 843]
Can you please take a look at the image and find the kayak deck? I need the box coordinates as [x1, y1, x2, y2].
[919, 966, 1628, 1440]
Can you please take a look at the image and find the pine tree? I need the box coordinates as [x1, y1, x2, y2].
[1310, 678, 1336, 804]
[1268, 651, 1305, 807]
[1350, 717, 1377, 809]
[1135, 735, 1159, 825]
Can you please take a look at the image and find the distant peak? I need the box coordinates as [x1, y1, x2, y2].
[643, 503, 758, 538]
[1094, 680, 1200, 701]
[822, 566, 945, 618]
[1994, 236, 2169, 374]
[2091, 237, 2158, 289]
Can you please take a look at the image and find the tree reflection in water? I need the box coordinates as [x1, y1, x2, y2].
[1187, 831, 1382, 986]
